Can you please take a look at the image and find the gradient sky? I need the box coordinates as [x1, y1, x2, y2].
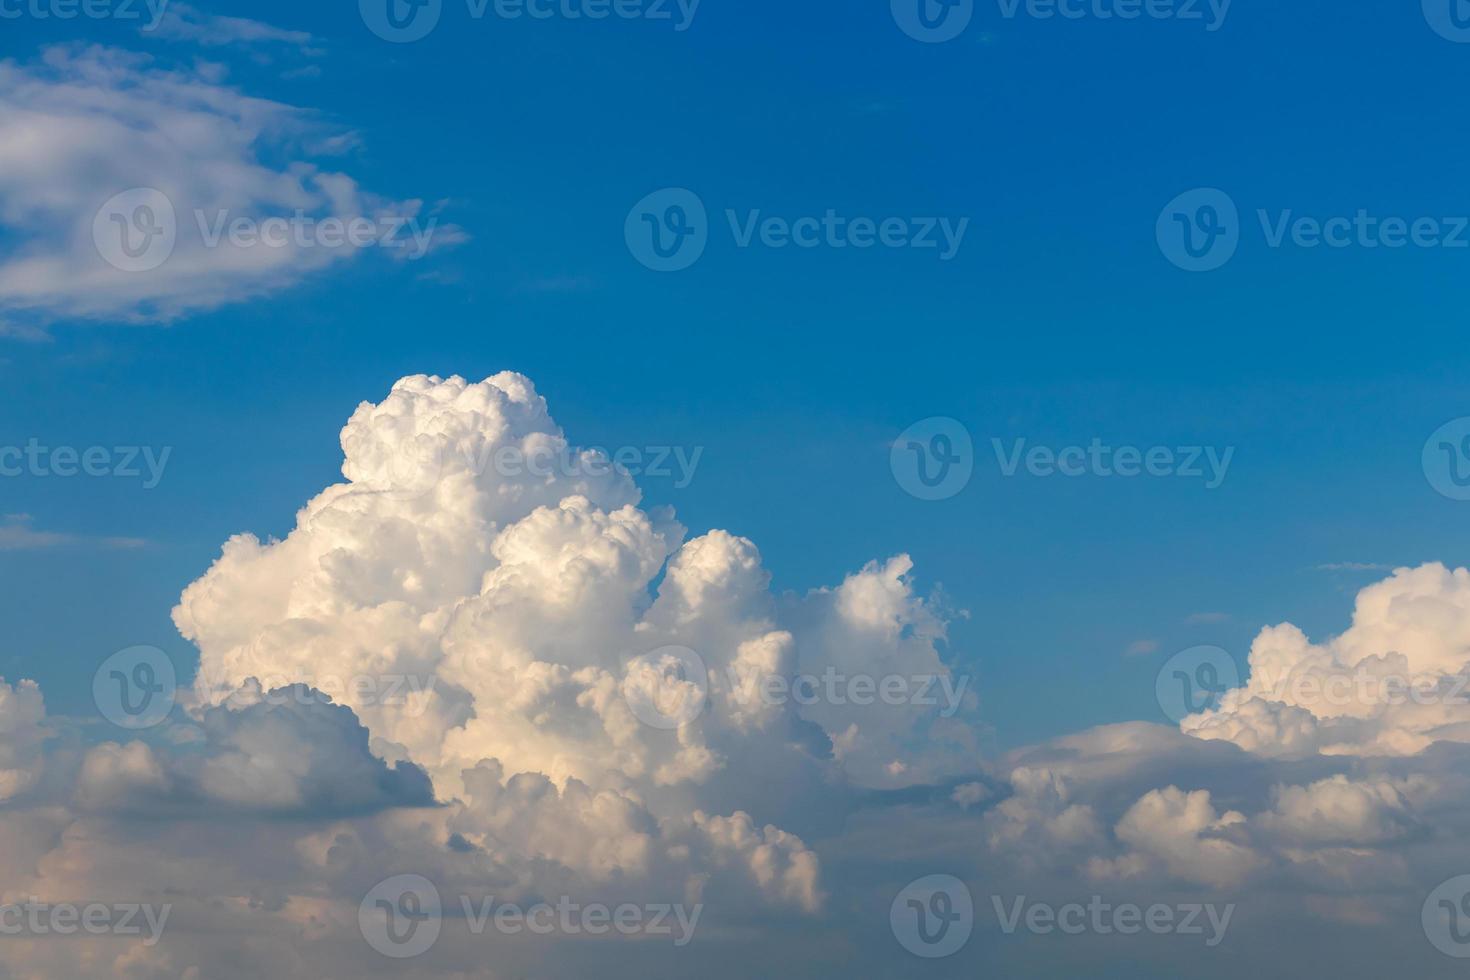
[5, 0, 1468, 746]
[3, 4, 1470, 977]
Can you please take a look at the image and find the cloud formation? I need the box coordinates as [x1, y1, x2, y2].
[0, 45, 459, 331]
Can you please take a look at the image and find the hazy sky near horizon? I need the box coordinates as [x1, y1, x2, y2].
[3, 1, 1470, 977]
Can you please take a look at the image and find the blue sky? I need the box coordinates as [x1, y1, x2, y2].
[4, 0, 1468, 746]
[5, 5, 1470, 977]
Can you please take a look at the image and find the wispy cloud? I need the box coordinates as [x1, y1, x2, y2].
[145, 3, 319, 54]
[0, 514, 145, 551]
[0, 45, 462, 332]
[1316, 562, 1391, 572]
[1123, 639, 1160, 658]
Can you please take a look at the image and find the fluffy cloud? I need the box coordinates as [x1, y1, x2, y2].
[0, 677, 48, 801]
[1183, 563, 1470, 757]
[17, 372, 1470, 977]
[0, 45, 459, 331]
[0, 371, 985, 978]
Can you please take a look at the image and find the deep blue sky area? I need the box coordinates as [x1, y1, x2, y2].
[3, 0, 1470, 750]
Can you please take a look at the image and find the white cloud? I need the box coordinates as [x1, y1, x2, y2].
[0, 45, 461, 330]
[1183, 563, 1470, 757]
[145, 3, 318, 52]
[0, 513, 146, 551]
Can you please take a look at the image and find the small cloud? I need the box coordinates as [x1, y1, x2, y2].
[952, 781, 990, 810]
[145, 3, 319, 54]
[1315, 563, 1390, 573]
[0, 515, 145, 552]
[1124, 639, 1160, 658]
[1185, 611, 1230, 625]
